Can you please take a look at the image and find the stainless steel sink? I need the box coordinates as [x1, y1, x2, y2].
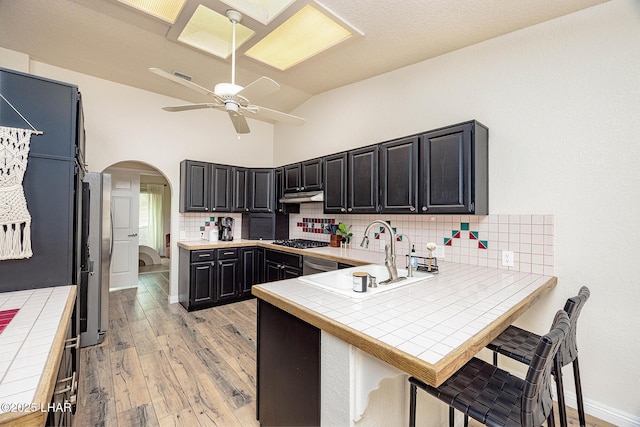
[299, 264, 432, 299]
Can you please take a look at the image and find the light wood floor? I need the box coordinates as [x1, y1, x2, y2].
[75, 272, 614, 427]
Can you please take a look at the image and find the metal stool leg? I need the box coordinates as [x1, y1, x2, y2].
[573, 358, 586, 427]
[409, 382, 417, 427]
[449, 407, 454, 427]
[553, 357, 568, 427]
[493, 350, 498, 366]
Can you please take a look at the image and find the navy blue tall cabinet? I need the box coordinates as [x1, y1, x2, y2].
[0, 67, 85, 292]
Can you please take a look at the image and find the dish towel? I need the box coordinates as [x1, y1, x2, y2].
[0, 126, 38, 260]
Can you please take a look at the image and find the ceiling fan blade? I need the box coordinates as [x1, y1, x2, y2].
[246, 105, 306, 126]
[236, 77, 280, 101]
[228, 111, 250, 134]
[162, 103, 223, 112]
[149, 67, 216, 97]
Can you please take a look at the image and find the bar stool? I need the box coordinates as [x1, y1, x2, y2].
[487, 286, 590, 427]
[409, 310, 570, 427]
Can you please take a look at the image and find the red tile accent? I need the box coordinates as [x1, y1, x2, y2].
[0, 308, 20, 335]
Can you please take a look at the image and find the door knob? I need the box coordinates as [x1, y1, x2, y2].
[128, 233, 138, 237]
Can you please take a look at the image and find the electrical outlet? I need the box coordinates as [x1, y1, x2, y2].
[200, 231, 206, 240]
[179, 230, 186, 240]
[433, 245, 445, 259]
[502, 250, 514, 267]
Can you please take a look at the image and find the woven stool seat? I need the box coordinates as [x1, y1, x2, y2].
[409, 310, 570, 427]
[487, 286, 590, 427]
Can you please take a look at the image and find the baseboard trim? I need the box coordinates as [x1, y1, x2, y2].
[560, 389, 640, 427]
[169, 295, 180, 305]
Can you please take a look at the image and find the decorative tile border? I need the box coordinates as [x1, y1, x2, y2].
[297, 217, 336, 234]
[444, 222, 488, 249]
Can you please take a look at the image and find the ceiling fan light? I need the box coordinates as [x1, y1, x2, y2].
[245, 4, 352, 70]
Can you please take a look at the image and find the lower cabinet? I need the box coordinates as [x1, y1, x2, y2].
[257, 300, 320, 426]
[265, 249, 302, 281]
[179, 246, 263, 311]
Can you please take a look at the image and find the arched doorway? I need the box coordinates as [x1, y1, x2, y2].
[104, 161, 171, 289]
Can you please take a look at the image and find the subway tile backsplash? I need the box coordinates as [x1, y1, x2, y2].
[179, 204, 554, 275]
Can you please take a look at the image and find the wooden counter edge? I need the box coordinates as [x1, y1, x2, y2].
[253, 275, 557, 388]
[0, 286, 77, 427]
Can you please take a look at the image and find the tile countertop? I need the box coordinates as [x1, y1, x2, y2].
[0, 285, 76, 425]
[252, 262, 557, 387]
[177, 239, 387, 266]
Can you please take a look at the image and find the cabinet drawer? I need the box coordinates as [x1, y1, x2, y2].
[191, 250, 215, 262]
[217, 248, 238, 260]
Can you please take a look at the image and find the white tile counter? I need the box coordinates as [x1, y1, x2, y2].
[252, 261, 556, 387]
[0, 285, 76, 426]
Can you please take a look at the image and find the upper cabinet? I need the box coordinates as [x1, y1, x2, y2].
[283, 158, 323, 193]
[210, 164, 232, 212]
[419, 121, 488, 214]
[180, 160, 209, 212]
[379, 136, 419, 214]
[249, 168, 274, 213]
[323, 153, 348, 214]
[232, 167, 249, 213]
[347, 145, 379, 214]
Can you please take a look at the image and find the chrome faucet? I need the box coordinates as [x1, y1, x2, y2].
[360, 220, 403, 284]
[396, 234, 414, 278]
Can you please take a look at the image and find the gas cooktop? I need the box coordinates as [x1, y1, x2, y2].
[271, 239, 330, 249]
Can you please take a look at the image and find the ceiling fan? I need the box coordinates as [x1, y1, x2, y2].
[150, 9, 305, 134]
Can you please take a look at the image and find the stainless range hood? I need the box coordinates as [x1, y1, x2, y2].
[279, 190, 324, 203]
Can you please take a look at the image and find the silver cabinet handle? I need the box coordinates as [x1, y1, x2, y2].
[410, 206, 416, 212]
[340, 208, 346, 212]
[128, 233, 138, 237]
[205, 208, 209, 211]
[198, 254, 210, 257]
[347, 208, 353, 212]
[421, 206, 427, 212]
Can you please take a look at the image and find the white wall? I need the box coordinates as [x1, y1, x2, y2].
[275, 0, 640, 422]
[0, 48, 275, 301]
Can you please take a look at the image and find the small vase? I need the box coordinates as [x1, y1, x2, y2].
[330, 235, 342, 247]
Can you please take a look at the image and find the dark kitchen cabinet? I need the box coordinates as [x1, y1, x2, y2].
[348, 145, 379, 213]
[265, 249, 302, 281]
[179, 248, 216, 311]
[216, 248, 239, 302]
[257, 300, 320, 427]
[274, 167, 300, 214]
[180, 160, 209, 212]
[283, 158, 323, 193]
[232, 167, 249, 213]
[249, 168, 274, 213]
[240, 247, 261, 296]
[210, 163, 232, 212]
[379, 136, 419, 213]
[419, 121, 488, 214]
[323, 152, 348, 214]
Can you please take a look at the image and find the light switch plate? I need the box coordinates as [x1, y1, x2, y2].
[179, 230, 186, 240]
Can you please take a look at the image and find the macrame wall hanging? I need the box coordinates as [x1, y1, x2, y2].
[0, 93, 43, 260]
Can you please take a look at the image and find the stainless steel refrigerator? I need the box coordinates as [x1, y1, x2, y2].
[80, 172, 112, 347]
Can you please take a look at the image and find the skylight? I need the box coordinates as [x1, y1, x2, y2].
[244, 4, 353, 70]
[219, 0, 296, 25]
[178, 4, 255, 59]
[117, 0, 186, 24]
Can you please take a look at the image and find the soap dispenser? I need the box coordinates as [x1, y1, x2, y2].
[410, 245, 418, 269]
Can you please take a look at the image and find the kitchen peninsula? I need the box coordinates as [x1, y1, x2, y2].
[252, 258, 556, 426]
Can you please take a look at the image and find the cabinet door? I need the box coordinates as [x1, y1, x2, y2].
[380, 136, 419, 213]
[420, 123, 473, 214]
[180, 160, 209, 212]
[257, 247, 265, 284]
[283, 163, 301, 193]
[190, 263, 215, 306]
[265, 260, 282, 282]
[217, 257, 239, 301]
[323, 153, 348, 214]
[250, 168, 274, 213]
[348, 145, 379, 213]
[233, 167, 249, 213]
[301, 158, 323, 191]
[210, 164, 232, 212]
[240, 247, 258, 295]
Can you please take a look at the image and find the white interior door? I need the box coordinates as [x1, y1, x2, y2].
[110, 173, 140, 289]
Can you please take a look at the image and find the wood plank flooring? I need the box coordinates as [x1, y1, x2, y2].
[75, 272, 614, 427]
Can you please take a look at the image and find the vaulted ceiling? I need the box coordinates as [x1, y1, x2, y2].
[0, 0, 608, 114]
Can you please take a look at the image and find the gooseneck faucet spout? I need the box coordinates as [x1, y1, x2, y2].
[361, 220, 400, 284]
